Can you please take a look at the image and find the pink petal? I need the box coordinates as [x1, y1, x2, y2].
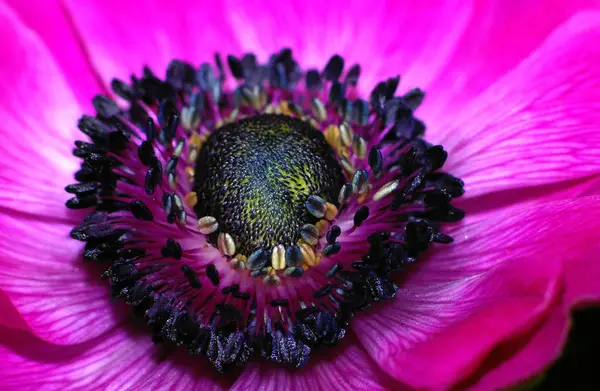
[0, 215, 127, 344]
[0, 2, 85, 221]
[563, 255, 600, 307]
[63, 0, 472, 93]
[422, 0, 599, 122]
[0, 291, 28, 331]
[414, 196, 600, 284]
[230, 335, 398, 391]
[354, 196, 600, 389]
[0, 3, 115, 344]
[127, 352, 230, 391]
[354, 252, 562, 390]
[466, 307, 569, 391]
[0, 327, 161, 390]
[2, 0, 105, 106]
[430, 11, 600, 200]
[452, 173, 600, 224]
[62, 0, 241, 88]
[224, 0, 473, 91]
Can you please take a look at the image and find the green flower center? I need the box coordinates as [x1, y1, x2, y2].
[193, 114, 345, 255]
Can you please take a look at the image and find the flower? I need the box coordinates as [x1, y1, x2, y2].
[1, 0, 600, 390]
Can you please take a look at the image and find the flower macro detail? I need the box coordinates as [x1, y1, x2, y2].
[65, 49, 464, 371]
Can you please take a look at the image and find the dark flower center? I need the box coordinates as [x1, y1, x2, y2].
[65, 48, 465, 372]
[193, 114, 344, 255]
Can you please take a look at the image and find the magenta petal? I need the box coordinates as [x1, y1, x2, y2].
[422, 0, 599, 122]
[411, 196, 600, 284]
[0, 327, 160, 390]
[64, 0, 473, 93]
[0, 215, 127, 344]
[353, 196, 600, 389]
[430, 11, 600, 199]
[467, 307, 569, 391]
[0, 8, 110, 340]
[353, 251, 561, 389]
[62, 0, 241, 88]
[564, 255, 600, 307]
[0, 2, 86, 221]
[225, 0, 473, 91]
[470, 248, 600, 390]
[0, 291, 28, 331]
[230, 336, 398, 391]
[2, 0, 105, 106]
[452, 174, 600, 224]
[127, 352, 230, 391]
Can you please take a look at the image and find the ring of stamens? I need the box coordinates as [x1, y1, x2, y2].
[66, 48, 465, 371]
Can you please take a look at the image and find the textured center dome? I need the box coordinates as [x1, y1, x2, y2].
[193, 114, 345, 255]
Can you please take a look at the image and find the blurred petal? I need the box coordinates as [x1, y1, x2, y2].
[0, 2, 84, 221]
[354, 251, 561, 389]
[354, 196, 600, 389]
[433, 11, 600, 200]
[422, 0, 599, 121]
[563, 255, 600, 307]
[0, 215, 126, 344]
[63, 0, 472, 92]
[0, 291, 28, 331]
[466, 307, 569, 391]
[225, 0, 473, 91]
[230, 336, 398, 391]
[415, 196, 600, 283]
[127, 352, 231, 391]
[2, 0, 105, 105]
[0, 327, 161, 391]
[0, 4, 116, 343]
[62, 0, 240, 87]
[453, 173, 600, 223]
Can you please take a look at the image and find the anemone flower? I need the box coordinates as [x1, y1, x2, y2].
[1, 1, 600, 390]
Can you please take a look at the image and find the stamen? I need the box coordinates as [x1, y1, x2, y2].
[326, 263, 343, 279]
[373, 180, 399, 201]
[181, 265, 202, 288]
[353, 206, 370, 227]
[351, 169, 369, 195]
[285, 245, 303, 267]
[322, 242, 341, 257]
[271, 245, 286, 271]
[326, 225, 341, 244]
[338, 183, 352, 204]
[161, 238, 183, 260]
[324, 202, 338, 221]
[305, 195, 327, 219]
[197, 216, 218, 234]
[300, 224, 319, 246]
[130, 200, 154, 221]
[217, 233, 236, 257]
[184, 191, 198, 208]
[66, 48, 464, 372]
[247, 249, 269, 270]
[144, 157, 162, 195]
[284, 266, 304, 278]
[352, 135, 367, 160]
[339, 122, 353, 148]
[206, 264, 220, 286]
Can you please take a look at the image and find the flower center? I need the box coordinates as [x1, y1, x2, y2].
[65, 48, 465, 372]
[193, 114, 344, 256]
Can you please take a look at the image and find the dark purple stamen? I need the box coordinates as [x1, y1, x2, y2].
[353, 205, 370, 227]
[162, 238, 183, 260]
[206, 264, 219, 286]
[65, 48, 464, 372]
[130, 200, 154, 221]
[181, 264, 202, 288]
